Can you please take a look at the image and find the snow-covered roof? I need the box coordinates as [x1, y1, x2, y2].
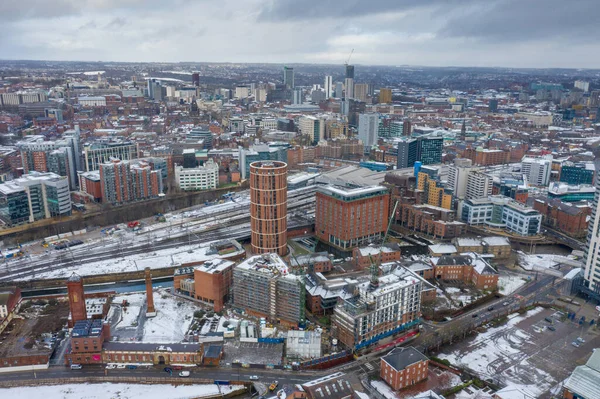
[563, 268, 583, 280]
[428, 244, 457, 254]
[494, 386, 538, 399]
[481, 236, 511, 246]
[358, 245, 398, 256]
[564, 350, 600, 399]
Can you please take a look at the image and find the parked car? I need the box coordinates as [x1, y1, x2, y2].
[544, 317, 553, 323]
[572, 341, 580, 348]
[70, 364, 82, 370]
[547, 326, 556, 331]
[105, 364, 116, 369]
[117, 364, 126, 369]
[179, 371, 190, 378]
[487, 306, 494, 311]
[127, 365, 138, 369]
[502, 302, 509, 306]
[577, 337, 585, 343]
[249, 375, 259, 380]
[472, 314, 478, 318]
[164, 367, 173, 374]
[172, 365, 183, 370]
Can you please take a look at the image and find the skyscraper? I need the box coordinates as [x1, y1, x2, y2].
[324, 76, 333, 98]
[344, 78, 354, 99]
[292, 88, 303, 105]
[584, 175, 600, 294]
[250, 161, 288, 256]
[397, 137, 443, 168]
[334, 82, 343, 99]
[283, 66, 294, 89]
[354, 83, 369, 102]
[358, 113, 379, 152]
[345, 65, 355, 80]
[192, 72, 200, 87]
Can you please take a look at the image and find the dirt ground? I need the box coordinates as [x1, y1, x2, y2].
[0, 299, 69, 358]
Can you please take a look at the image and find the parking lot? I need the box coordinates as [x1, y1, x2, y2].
[439, 306, 600, 397]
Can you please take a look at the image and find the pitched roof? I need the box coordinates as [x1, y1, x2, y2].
[381, 346, 427, 371]
[564, 349, 600, 399]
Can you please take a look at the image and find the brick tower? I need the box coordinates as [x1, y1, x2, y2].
[145, 267, 156, 317]
[67, 273, 87, 327]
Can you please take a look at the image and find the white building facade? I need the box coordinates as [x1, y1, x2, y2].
[174, 159, 219, 191]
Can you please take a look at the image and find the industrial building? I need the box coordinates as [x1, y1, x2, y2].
[250, 161, 288, 256]
[232, 253, 304, 326]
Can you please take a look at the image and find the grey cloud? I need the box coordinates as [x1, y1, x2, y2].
[106, 17, 127, 28]
[439, 0, 600, 42]
[78, 20, 97, 30]
[257, 0, 463, 20]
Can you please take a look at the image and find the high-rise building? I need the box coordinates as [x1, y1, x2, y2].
[334, 82, 344, 99]
[298, 115, 325, 145]
[521, 157, 552, 186]
[239, 144, 288, 179]
[379, 88, 392, 104]
[67, 274, 87, 326]
[99, 159, 163, 204]
[574, 80, 590, 92]
[488, 98, 499, 113]
[397, 137, 443, 168]
[560, 162, 595, 186]
[250, 161, 288, 256]
[192, 72, 200, 87]
[293, 88, 303, 105]
[447, 158, 473, 199]
[233, 253, 304, 326]
[315, 185, 390, 251]
[283, 66, 294, 89]
[324, 76, 333, 98]
[358, 113, 379, 152]
[584, 175, 600, 293]
[466, 171, 493, 200]
[402, 119, 412, 136]
[354, 83, 369, 102]
[84, 141, 138, 171]
[346, 65, 355, 80]
[344, 78, 354, 99]
[0, 172, 71, 225]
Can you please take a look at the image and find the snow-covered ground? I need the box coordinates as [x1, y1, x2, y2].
[517, 252, 581, 276]
[111, 289, 197, 343]
[371, 380, 396, 399]
[143, 291, 196, 343]
[0, 383, 244, 399]
[498, 275, 527, 295]
[439, 307, 554, 397]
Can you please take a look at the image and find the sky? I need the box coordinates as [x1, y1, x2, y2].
[1, 0, 598, 68]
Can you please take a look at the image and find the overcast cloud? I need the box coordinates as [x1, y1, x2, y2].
[0, 0, 598, 68]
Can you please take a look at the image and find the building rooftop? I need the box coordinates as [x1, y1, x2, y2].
[235, 253, 296, 280]
[429, 244, 457, 254]
[564, 349, 600, 399]
[194, 259, 234, 274]
[381, 346, 428, 371]
[301, 372, 355, 399]
[318, 184, 388, 201]
[103, 342, 203, 353]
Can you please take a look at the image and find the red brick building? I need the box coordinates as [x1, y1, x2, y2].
[67, 274, 87, 327]
[532, 197, 590, 238]
[352, 245, 402, 269]
[463, 147, 511, 166]
[381, 347, 429, 391]
[316, 185, 390, 251]
[0, 286, 21, 334]
[396, 203, 466, 239]
[289, 252, 333, 273]
[66, 319, 109, 365]
[431, 254, 499, 291]
[78, 171, 102, 202]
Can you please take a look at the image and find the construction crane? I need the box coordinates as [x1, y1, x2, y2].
[345, 49, 354, 66]
[369, 199, 400, 288]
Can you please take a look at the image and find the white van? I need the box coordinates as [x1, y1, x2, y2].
[178, 371, 190, 377]
[70, 364, 82, 370]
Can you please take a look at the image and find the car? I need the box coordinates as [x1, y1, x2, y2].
[164, 367, 173, 373]
[577, 337, 586, 343]
[105, 364, 117, 369]
[502, 302, 509, 306]
[472, 314, 479, 318]
[70, 364, 82, 370]
[117, 364, 126, 369]
[127, 365, 138, 369]
[249, 375, 260, 380]
[547, 326, 556, 331]
[487, 306, 494, 311]
[178, 371, 190, 378]
[572, 341, 580, 348]
[544, 317, 553, 323]
[172, 365, 183, 370]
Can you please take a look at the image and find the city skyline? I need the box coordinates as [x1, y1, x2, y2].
[1, 0, 599, 68]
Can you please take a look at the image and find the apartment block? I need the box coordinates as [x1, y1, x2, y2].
[289, 252, 333, 273]
[533, 197, 590, 238]
[381, 347, 429, 391]
[461, 196, 542, 236]
[352, 245, 402, 269]
[466, 171, 493, 200]
[332, 269, 422, 349]
[463, 147, 510, 166]
[315, 185, 390, 251]
[397, 203, 466, 239]
[84, 141, 138, 172]
[521, 156, 552, 186]
[99, 159, 162, 204]
[397, 137, 443, 168]
[453, 236, 512, 259]
[431, 253, 499, 290]
[232, 253, 304, 326]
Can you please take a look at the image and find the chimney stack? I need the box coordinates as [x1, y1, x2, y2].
[145, 267, 156, 317]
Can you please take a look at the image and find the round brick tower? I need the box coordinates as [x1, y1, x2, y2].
[250, 161, 288, 256]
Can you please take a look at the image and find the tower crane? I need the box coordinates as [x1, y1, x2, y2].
[345, 49, 354, 66]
